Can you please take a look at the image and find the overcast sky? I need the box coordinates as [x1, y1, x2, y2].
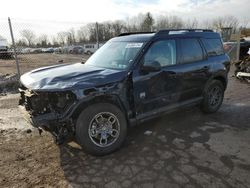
[0, 0, 249, 41]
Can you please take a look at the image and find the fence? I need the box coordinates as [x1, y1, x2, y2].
[221, 28, 241, 62]
[0, 18, 100, 79]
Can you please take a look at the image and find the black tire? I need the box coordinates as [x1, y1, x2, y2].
[76, 103, 127, 156]
[200, 80, 225, 113]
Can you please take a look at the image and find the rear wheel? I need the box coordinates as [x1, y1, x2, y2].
[201, 80, 224, 113]
[76, 103, 127, 156]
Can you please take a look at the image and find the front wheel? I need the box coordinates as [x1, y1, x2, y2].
[200, 80, 225, 113]
[76, 103, 127, 156]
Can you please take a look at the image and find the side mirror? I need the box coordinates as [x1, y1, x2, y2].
[81, 59, 85, 64]
[141, 61, 161, 73]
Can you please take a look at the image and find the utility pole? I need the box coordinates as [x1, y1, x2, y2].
[8, 17, 20, 78]
[236, 28, 241, 62]
[96, 22, 99, 49]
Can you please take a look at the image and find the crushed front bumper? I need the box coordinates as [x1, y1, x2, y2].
[18, 86, 78, 144]
[19, 105, 58, 128]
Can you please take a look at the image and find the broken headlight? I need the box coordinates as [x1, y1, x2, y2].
[49, 91, 76, 112]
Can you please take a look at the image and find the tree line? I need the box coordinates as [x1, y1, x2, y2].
[17, 12, 245, 48]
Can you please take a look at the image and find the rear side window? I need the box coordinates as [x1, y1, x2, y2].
[202, 38, 224, 56]
[180, 38, 203, 64]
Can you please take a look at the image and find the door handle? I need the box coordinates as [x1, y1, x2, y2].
[166, 71, 177, 78]
[202, 66, 209, 70]
[166, 71, 177, 75]
[192, 66, 210, 74]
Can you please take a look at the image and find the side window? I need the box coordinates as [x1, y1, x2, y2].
[143, 40, 176, 67]
[180, 38, 203, 63]
[202, 38, 224, 56]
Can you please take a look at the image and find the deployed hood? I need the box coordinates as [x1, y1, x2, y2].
[20, 63, 127, 91]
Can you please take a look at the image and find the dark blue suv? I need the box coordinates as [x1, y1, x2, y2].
[19, 29, 230, 155]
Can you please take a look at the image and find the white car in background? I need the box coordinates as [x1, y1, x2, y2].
[0, 37, 12, 58]
[84, 43, 104, 55]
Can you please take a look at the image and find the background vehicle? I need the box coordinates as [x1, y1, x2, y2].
[19, 29, 230, 156]
[42, 47, 54, 53]
[30, 48, 42, 54]
[224, 39, 250, 60]
[84, 43, 104, 54]
[68, 45, 84, 54]
[0, 36, 12, 58]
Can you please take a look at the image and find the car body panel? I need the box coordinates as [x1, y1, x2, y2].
[132, 65, 183, 115]
[20, 63, 127, 91]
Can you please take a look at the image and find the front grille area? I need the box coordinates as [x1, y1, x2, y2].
[19, 87, 50, 115]
[19, 87, 76, 116]
[28, 93, 50, 114]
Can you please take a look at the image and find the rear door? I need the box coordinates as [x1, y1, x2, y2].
[177, 38, 212, 101]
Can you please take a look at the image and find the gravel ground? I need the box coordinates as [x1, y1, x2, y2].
[0, 53, 89, 75]
[0, 68, 250, 188]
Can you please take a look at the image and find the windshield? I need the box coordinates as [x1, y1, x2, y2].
[85, 41, 144, 70]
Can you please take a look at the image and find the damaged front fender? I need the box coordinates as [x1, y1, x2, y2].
[19, 70, 135, 126]
[69, 72, 135, 123]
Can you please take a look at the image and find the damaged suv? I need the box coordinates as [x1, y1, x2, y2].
[19, 29, 230, 155]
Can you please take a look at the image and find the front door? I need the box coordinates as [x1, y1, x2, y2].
[133, 39, 182, 116]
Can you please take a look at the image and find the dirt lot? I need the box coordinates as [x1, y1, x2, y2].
[0, 55, 250, 188]
[0, 53, 89, 75]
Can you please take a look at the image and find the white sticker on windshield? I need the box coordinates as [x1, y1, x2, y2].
[126, 43, 143, 48]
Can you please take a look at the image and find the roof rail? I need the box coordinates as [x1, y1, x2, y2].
[118, 29, 214, 37]
[157, 29, 214, 35]
[118, 32, 155, 36]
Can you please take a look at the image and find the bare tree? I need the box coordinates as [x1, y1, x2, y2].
[168, 16, 184, 29]
[155, 16, 168, 30]
[200, 19, 214, 30]
[212, 15, 239, 31]
[125, 13, 145, 32]
[57, 31, 68, 45]
[98, 22, 113, 41]
[51, 36, 60, 47]
[241, 17, 249, 29]
[112, 20, 126, 36]
[20, 29, 36, 47]
[155, 15, 184, 30]
[77, 26, 88, 43]
[37, 34, 48, 47]
[185, 19, 199, 29]
[16, 39, 27, 47]
[66, 28, 76, 45]
[85, 23, 97, 42]
[79, 20, 126, 43]
[40, 14, 243, 46]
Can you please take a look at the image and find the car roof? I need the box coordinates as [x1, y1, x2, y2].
[112, 29, 221, 42]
